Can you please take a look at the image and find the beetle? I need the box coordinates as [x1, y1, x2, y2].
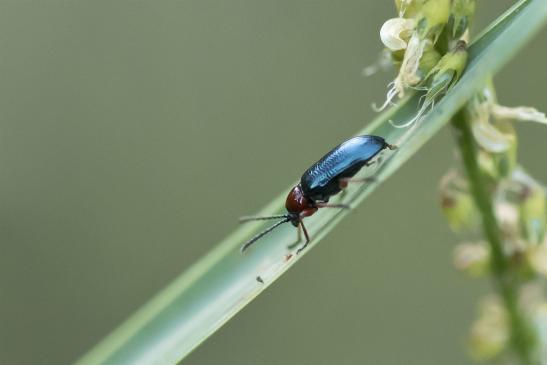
[240, 135, 396, 254]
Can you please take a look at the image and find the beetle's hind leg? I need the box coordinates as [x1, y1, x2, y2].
[339, 176, 376, 189]
[338, 176, 377, 201]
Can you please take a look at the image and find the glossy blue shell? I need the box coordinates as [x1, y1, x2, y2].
[300, 135, 387, 202]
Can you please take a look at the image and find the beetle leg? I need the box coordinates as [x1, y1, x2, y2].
[296, 221, 311, 254]
[287, 224, 302, 250]
[316, 203, 350, 209]
[339, 176, 376, 188]
[339, 177, 376, 198]
[339, 176, 377, 201]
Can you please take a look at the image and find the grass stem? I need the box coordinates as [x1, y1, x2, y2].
[452, 110, 539, 365]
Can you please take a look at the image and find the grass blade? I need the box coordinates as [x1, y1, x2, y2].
[77, 1, 547, 364]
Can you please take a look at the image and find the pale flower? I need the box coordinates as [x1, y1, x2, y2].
[491, 104, 547, 125]
[495, 201, 520, 241]
[469, 98, 514, 153]
[394, 34, 426, 96]
[470, 88, 547, 153]
[380, 17, 416, 51]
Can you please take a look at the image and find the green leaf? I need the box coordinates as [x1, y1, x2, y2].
[77, 1, 547, 364]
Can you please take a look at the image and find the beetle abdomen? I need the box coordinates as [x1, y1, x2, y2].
[300, 135, 387, 202]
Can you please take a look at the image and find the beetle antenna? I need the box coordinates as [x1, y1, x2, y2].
[239, 214, 289, 222]
[241, 217, 291, 253]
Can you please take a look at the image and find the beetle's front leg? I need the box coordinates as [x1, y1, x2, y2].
[296, 221, 311, 254]
[287, 223, 302, 250]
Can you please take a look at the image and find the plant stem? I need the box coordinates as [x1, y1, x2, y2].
[451, 110, 538, 365]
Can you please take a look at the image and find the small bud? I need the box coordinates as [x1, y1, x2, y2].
[416, 40, 442, 80]
[491, 129, 518, 178]
[425, 40, 468, 88]
[395, 0, 420, 18]
[439, 170, 479, 232]
[380, 18, 416, 51]
[417, 1, 451, 60]
[519, 184, 546, 245]
[476, 149, 501, 181]
[453, 242, 490, 277]
[527, 242, 547, 277]
[441, 193, 479, 232]
[469, 296, 509, 361]
[505, 170, 547, 246]
[495, 201, 526, 246]
[416, 0, 451, 42]
[447, 0, 476, 40]
[392, 40, 468, 127]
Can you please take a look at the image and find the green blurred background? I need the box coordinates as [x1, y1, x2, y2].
[0, 1, 545, 364]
